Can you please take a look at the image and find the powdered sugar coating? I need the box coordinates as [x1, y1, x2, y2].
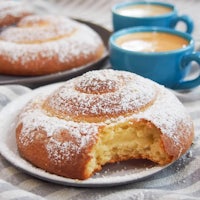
[0, 1, 32, 23]
[0, 15, 103, 65]
[18, 95, 99, 163]
[16, 69, 193, 165]
[45, 70, 157, 121]
[1, 15, 76, 43]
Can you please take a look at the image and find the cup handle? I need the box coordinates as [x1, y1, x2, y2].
[175, 52, 200, 90]
[170, 15, 194, 34]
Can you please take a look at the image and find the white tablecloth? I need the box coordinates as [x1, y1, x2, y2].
[0, 0, 200, 199]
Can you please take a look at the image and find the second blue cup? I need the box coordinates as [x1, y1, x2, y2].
[112, 1, 194, 34]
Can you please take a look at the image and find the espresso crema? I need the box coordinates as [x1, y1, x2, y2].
[116, 4, 172, 17]
[116, 32, 189, 52]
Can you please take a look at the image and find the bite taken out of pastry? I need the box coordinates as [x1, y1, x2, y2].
[16, 69, 194, 180]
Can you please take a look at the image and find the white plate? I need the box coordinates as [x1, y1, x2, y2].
[0, 83, 170, 187]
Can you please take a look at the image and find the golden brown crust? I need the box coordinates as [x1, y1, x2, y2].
[0, 15, 105, 76]
[16, 123, 97, 180]
[15, 69, 194, 180]
[161, 123, 194, 161]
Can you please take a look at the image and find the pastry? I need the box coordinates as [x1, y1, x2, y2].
[0, 15, 105, 76]
[16, 69, 194, 180]
[0, 0, 32, 27]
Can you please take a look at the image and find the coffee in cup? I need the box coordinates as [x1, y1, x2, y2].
[115, 32, 189, 52]
[112, 1, 194, 33]
[109, 27, 200, 90]
[116, 4, 172, 17]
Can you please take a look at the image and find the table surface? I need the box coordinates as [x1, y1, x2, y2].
[0, 0, 200, 200]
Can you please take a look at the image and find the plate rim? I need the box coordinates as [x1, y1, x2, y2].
[0, 83, 170, 187]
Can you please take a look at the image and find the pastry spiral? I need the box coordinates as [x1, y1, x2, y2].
[0, 1, 32, 27]
[16, 69, 194, 180]
[0, 15, 105, 76]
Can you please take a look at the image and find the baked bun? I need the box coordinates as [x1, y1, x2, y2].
[0, 15, 105, 76]
[0, 1, 32, 27]
[16, 69, 194, 180]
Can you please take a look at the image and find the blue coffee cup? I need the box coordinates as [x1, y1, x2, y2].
[112, 1, 194, 33]
[109, 26, 200, 90]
